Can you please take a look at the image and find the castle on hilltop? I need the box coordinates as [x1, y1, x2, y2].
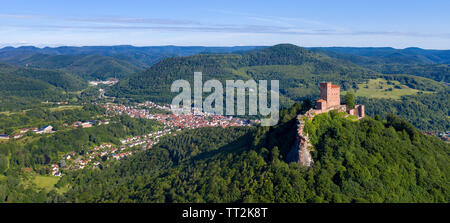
[287, 82, 365, 167]
[312, 82, 365, 119]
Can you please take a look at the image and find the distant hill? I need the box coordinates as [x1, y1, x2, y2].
[0, 63, 86, 91]
[0, 63, 86, 111]
[110, 44, 378, 104]
[0, 45, 265, 68]
[309, 47, 450, 82]
[110, 44, 443, 103]
[0, 54, 143, 80]
[0, 68, 64, 111]
[309, 47, 450, 64]
[0, 71, 56, 97]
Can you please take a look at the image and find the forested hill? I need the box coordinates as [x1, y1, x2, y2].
[309, 47, 450, 64]
[0, 45, 265, 68]
[52, 102, 449, 203]
[110, 44, 378, 103]
[309, 47, 450, 82]
[0, 54, 143, 80]
[0, 62, 86, 91]
[0, 70, 58, 98]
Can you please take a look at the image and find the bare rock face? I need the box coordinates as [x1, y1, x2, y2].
[286, 114, 314, 167]
[298, 134, 313, 167]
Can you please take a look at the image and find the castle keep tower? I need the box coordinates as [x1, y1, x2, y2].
[316, 82, 340, 110]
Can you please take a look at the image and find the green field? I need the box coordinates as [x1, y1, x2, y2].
[48, 105, 83, 112]
[344, 78, 428, 100]
[33, 175, 60, 192]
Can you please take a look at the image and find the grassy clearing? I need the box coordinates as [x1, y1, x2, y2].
[48, 105, 83, 112]
[344, 78, 430, 100]
[33, 175, 60, 192]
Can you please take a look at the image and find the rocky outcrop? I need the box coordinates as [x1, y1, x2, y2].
[286, 114, 314, 167]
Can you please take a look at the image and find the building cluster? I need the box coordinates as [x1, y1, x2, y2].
[423, 131, 450, 142]
[72, 121, 95, 128]
[152, 113, 249, 129]
[51, 164, 61, 177]
[104, 101, 254, 130]
[42, 101, 69, 105]
[50, 128, 174, 175]
[1, 125, 56, 141]
[88, 78, 119, 86]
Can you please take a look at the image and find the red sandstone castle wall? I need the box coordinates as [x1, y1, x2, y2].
[319, 82, 329, 100]
[328, 85, 340, 107]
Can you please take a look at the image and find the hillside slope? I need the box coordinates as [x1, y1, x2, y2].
[54, 103, 449, 203]
[0, 63, 86, 91]
[0, 54, 143, 80]
[309, 47, 450, 82]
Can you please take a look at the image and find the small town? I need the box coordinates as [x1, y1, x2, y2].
[46, 100, 258, 176]
[104, 101, 259, 129]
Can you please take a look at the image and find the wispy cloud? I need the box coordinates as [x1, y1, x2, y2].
[68, 16, 202, 25]
[1, 13, 450, 40]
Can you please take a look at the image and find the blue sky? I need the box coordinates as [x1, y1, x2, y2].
[1, 0, 449, 49]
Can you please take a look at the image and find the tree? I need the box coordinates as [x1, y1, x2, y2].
[345, 92, 355, 109]
[0, 155, 8, 173]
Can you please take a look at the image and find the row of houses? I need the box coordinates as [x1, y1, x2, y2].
[51, 127, 173, 175]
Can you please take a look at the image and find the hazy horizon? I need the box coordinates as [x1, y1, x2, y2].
[1, 0, 450, 49]
[1, 44, 449, 51]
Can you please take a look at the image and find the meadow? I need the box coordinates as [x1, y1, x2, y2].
[343, 78, 429, 100]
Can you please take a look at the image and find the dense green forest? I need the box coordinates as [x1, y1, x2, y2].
[0, 63, 86, 91]
[0, 54, 143, 80]
[367, 64, 450, 83]
[309, 47, 450, 82]
[0, 62, 89, 112]
[309, 47, 450, 65]
[2, 102, 444, 203]
[357, 91, 450, 131]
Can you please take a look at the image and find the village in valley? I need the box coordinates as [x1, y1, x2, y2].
[48, 100, 257, 177]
